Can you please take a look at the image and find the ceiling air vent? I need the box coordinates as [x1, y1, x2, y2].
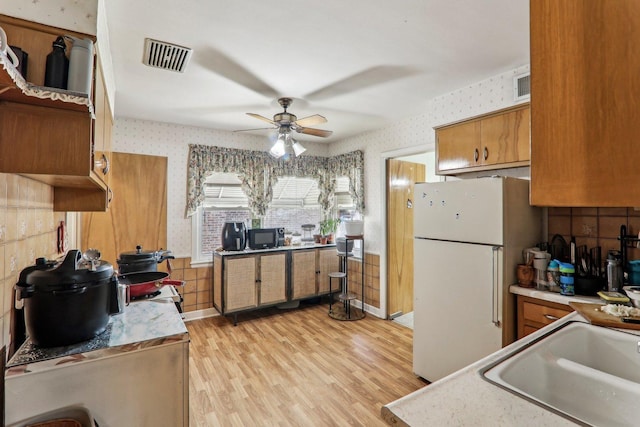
[513, 72, 530, 101]
[143, 38, 192, 73]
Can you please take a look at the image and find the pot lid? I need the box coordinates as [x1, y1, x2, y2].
[18, 249, 114, 290]
[118, 245, 161, 262]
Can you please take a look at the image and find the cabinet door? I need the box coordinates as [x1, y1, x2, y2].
[480, 107, 530, 166]
[436, 121, 480, 172]
[81, 153, 167, 266]
[259, 253, 287, 306]
[93, 53, 111, 187]
[224, 257, 257, 312]
[0, 102, 91, 176]
[317, 248, 339, 294]
[291, 250, 317, 299]
[517, 296, 573, 339]
[530, 0, 640, 206]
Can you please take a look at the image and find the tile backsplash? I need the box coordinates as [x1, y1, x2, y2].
[547, 207, 640, 265]
[0, 174, 64, 353]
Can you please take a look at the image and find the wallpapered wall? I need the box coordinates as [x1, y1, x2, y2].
[112, 121, 330, 257]
[328, 64, 531, 251]
[114, 64, 530, 258]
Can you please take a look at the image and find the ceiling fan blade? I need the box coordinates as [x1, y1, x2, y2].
[295, 127, 333, 138]
[233, 126, 277, 133]
[195, 46, 279, 98]
[294, 114, 327, 127]
[305, 65, 421, 101]
[247, 113, 276, 125]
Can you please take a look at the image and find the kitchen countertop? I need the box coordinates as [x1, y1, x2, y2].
[509, 284, 601, 305]
[382, 290, 636, 426]
[382, 312, 588, 426]
[6, 295, 187, 375]
[215, 243, 336, 256]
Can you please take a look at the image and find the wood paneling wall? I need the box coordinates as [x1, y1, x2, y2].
[81, 152, 167, 266]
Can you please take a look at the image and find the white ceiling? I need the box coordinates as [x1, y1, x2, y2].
[104, 0, 529, 143]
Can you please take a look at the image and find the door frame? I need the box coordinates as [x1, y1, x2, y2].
[379, 143, 435, 320]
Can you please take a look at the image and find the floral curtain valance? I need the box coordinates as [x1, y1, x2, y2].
[186, 144, 365, 218]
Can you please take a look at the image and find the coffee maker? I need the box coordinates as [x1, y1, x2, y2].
[222, 222, 247, 251]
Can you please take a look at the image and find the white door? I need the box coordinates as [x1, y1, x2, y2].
[413, 238, 502, 382]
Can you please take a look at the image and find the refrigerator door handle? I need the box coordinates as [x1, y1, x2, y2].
[492, 246, 501, 327]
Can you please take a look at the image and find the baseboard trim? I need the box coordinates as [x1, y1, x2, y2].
[181, 303, 383, 322]
[182, 307, 219, 322]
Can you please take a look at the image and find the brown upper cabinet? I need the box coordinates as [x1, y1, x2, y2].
[435, 104, 530, 175]
[0, 15, 111, 211]
[530, 0, 640, 207]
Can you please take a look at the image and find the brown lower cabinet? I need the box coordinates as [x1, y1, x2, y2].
[213, 247, 339, 322]
[517, 295, 573, 339]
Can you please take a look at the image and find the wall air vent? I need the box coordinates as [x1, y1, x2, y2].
[513, 72, 530, 101]
[143, 38, 192, 73]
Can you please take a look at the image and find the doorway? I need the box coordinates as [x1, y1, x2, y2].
[386, 157, 425, 320]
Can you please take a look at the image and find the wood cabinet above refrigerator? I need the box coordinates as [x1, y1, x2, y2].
[435, 104, 530, 175]
[0, 14, 111, 211]
[530, 0, 640, 207]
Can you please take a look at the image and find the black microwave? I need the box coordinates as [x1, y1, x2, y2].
[248, 228, 279, 249]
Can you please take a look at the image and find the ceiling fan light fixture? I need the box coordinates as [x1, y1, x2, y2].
[292, 140, 306, 156]
[269, 138, 286, 158]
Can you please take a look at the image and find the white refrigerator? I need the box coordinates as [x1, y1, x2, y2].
[413, 177, 541, 382]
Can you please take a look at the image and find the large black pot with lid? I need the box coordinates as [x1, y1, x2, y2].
[15, 249, 118, 348]
[117, 245, 174, 274]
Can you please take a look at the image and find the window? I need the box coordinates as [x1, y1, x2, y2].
[191, 172, 356, 265]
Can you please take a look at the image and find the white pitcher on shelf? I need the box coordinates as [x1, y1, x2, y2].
[0, 25, 20, 67]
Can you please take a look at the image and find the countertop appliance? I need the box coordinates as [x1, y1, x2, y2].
[413, 177, 541, 382]
[247, 227, 278, 249]
[222, 222, 246, 251]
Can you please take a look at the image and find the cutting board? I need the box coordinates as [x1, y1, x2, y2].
[569, 301, 640, 330]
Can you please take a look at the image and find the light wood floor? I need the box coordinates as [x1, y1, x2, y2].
[187, 301, 427, 426]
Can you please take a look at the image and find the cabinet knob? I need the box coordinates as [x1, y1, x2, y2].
[107, 187, 113, 204]
[543, 314, 559, 321]
[483, 146, 489, 160]
[95, 153, 110, 175]
[474, 148, 479, 162]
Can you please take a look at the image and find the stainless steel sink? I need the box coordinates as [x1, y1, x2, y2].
[482, 321, 640, 426]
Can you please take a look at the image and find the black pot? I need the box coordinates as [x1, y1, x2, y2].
[117, 245, 174, 274]
[15, 250, 117, 348]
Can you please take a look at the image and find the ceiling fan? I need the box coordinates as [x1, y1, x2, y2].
[238, 97, 333, 158]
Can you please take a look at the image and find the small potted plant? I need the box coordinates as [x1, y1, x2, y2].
[319, 217, 341, 244]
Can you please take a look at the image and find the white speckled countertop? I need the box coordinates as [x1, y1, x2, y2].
[382, 312, 588, 426]
[509, 284, 601, 305]
[6, 297, 187, 375]
[381, 287, 624, 426]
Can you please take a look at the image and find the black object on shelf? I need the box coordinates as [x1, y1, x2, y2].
[618, 224, 640, 285]
[44, 36, 69, 89]
[9, 45, 28, 78]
